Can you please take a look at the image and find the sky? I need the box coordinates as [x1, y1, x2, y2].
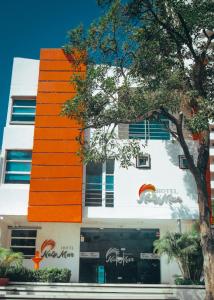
[0, 0, 102, 148]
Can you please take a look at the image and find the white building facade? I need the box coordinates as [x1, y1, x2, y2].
[0, 49, 212, 284]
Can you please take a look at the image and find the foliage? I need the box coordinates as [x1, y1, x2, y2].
[63, 1, 214, 297]
[36, 268, 71, 283]
[62, 0, 214, 167]
[6, 266, 35, 281]
[174, 277, 204, 286]
[154, 225, 203, 282]
[0, 248, 23, 278]
[7, 266, 71, 283]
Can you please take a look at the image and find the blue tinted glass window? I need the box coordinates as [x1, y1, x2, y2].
[7, 150, 32, 160]
[5, 174, 30, 183]
[129, 117, 170, 140]
[85, 160, 115, 207]
[11, 99, 36, 123]
[5, 150, 32, 184]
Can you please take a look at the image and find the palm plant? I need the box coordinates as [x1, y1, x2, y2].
[0, 247, 23, 278]
[154, 228, 203, 282]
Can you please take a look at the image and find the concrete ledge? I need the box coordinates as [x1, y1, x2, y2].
[0, 283, 205, 300]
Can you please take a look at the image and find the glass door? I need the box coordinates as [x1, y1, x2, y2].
[79, 228, 160, 284]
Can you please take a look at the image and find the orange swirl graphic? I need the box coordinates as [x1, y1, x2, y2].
[139, 184, 156, 197]
[41, 239, 56, 253]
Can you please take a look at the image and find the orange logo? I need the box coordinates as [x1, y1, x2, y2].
[32, 239, 56, 270]
[139, 184, 156, 197]
[138, 184, 156, 204]
[41, 239, 56, 253]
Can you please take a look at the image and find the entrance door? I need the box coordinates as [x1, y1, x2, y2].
[79, 228, 160, 284]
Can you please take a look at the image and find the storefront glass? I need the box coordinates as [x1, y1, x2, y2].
[80, 228, 160, 284]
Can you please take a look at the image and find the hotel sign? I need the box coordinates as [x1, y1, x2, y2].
[138, 184, 182, 205]
[140, 253, 160, 260]
[105, 248, 134, 266]
[41, 240, 74, 259]
[80, 252, 100, 258]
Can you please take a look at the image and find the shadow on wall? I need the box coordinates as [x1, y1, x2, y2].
[164, 140, 198, 200]
[164, 140, 199, 219]
[170, 204, 198, 219]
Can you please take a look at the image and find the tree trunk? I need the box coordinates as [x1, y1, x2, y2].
[198, 189, 214, 300]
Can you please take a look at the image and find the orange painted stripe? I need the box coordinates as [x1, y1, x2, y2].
[36, 93, 75, 104]
[39, 71, 84, 81]
[31, 165, 82, 178]
[28, 205, 82, 223]
[38, 82, 76, 93]
[33, 140, 80, 153]
[35, 115, 80, 128]
[32, 153, 81, 166]
[40, 49, 75, 60]
[29, 191, 82, 205]
[40, 60, 85, 72]
[36, 104, 62, 116]
[30, 178, 82, 191]
[34, 128, 80, 140]
[40, 48, 86, 62]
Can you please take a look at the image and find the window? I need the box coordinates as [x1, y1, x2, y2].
[85, 159, 115, 207]
[136, 154, 151, 169]
[11, 99, 36, 124]
[105, 159, 115, 207]
[10, 229, 37, 259]
[4, 150, 32, 183]
[129, 116, 170, 140]
[179, 155, 189, 169]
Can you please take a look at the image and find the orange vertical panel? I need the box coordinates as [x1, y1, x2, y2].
[28, 49, 85, 223]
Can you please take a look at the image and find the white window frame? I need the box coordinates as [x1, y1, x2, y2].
[10, 97, 36, 125]
[4, 149, 32, 184]
[85, 160, 114, 207]
[10, 228, 37, 259]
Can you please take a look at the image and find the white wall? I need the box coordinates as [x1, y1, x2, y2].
[7, 58, 39, 106]
[0, 217, 194, 284]
[0, 58, 39, 216]
[19, 223, 81, 283]
[84, 139, 199, 221]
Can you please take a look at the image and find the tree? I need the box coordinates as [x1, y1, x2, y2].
[62, 0, 214, 298]
[154, 226, 203, 283]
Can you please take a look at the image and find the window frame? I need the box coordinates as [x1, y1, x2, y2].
[10, 97, 36, 125]
[4, 149, 32, 184]
[85, 159, 115, 207]
[178, 155, 192, 169]
[10, 228, 37, 259]
[128, 117, 170, 140]
[136, 154, 151, 169]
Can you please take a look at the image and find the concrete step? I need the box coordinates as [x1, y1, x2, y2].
[0, 283, 179, 300]
[0, 286, 175, 294]
[0, 293, 179, 300]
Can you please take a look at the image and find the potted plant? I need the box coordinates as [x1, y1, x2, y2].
[0, 247, 23, 285]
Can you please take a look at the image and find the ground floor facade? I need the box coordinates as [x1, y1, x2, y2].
[0, 218, 194, 284]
